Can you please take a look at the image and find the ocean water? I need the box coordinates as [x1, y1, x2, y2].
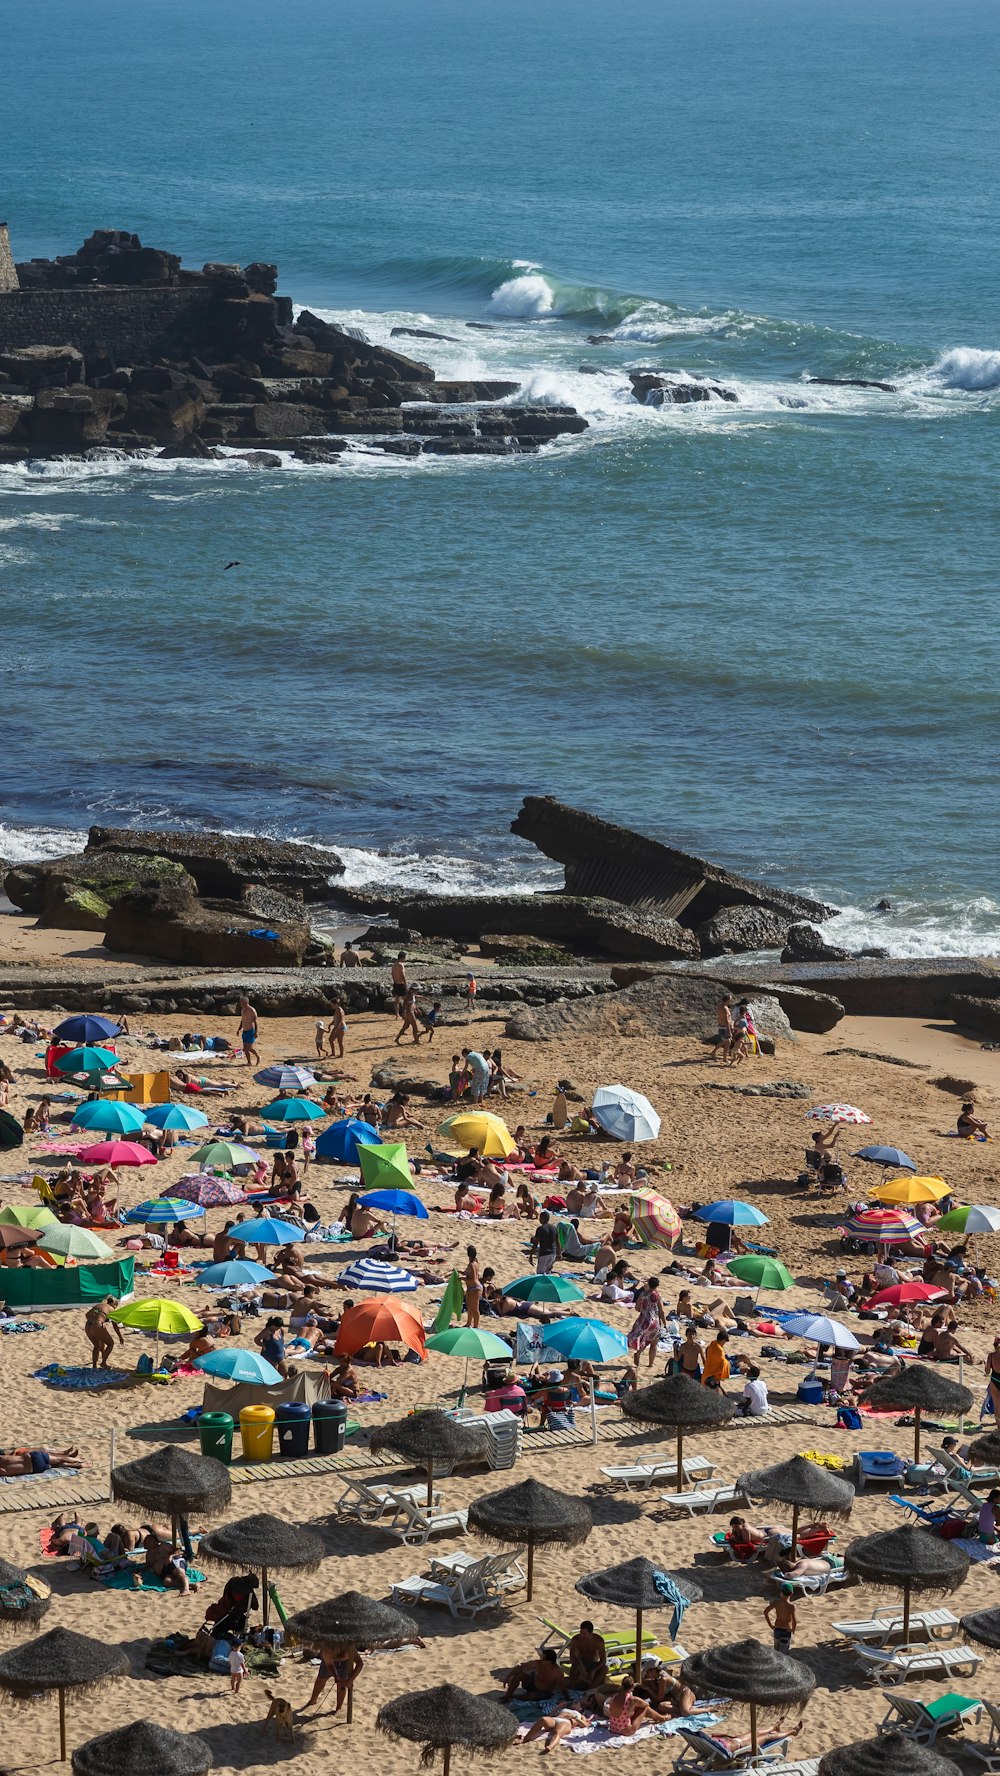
[2, 0, 999, 956]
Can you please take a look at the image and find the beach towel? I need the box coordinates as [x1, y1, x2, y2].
[953, 1539, 1000, 1565]
[103, 1562, 207, 1592]
[651, 1569, 691, 1639]
[32, 1363, 133, 1390]
[0, 1319, 44, 1334]
[559, 1712, 724, 1754]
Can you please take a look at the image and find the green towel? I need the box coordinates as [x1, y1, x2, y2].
[923, 1693, 980, 1720]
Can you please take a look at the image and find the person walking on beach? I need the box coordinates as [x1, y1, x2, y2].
[627, 1276, 667, 1369]
[327, 998, 346, 1058]
[84, 1297, 124, 1370]
[530, 1211, 559, 1276]
[237, 995, 260, 1068]
[764, 1587, 797, 1652]
[395, 986, 421, 1046]
[314, 1018, 325, 1057]
[714, 993, 734, 1063]
[391, 952, 408, 1017]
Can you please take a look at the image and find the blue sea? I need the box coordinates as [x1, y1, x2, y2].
[2, 0, 999, 955]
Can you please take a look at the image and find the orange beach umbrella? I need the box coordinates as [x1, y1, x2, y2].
[334, 1297, 426, 1358]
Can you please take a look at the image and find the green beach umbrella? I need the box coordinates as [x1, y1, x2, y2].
[504, 1273, 586, 1305]
[190, 1141, 258, 1170]
[53, 1047, 120, 1076]
[433, 1269, 465, 1333]
[262, 1097, 326, 1123]
[726, 1255, 795, 1297]
[358, 1141, 412, 1191]
[426, 1325, 513, 1404]
[937, 1205, 1000, 1235]
[38, 1225, 113, 1262]
[0, 1204, 58, 1230]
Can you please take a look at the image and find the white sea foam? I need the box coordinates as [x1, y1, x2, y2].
[823, 898, 1000, 960]
[923, 347, 1000, 391]
[334, 844, 557, 896]
[487, 272, 558, 318]
[0, 822, 89, 865]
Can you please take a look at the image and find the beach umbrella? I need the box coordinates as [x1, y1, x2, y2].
[70, 1101, 145, 1136]
[0, 1627, 129, 1763]
[576, 1557, 702, 1680]
[860, 1363, 973, 1462]
[681, 1638, 816, 1759]
[541, 1315, 629, 1444]
[0, 1110, 23, 1149]
[694, 1200, 769, 1227]
[198, 1512, 324, 1627]
[779, 1313, 860, 1353]
[75, 1141, 157, 1167]
[622, 1373, 736, 1492]
[844, 1524, 969, 1643]
[72, 1721, 212, 1776]
[938, 1203, 1000, 1236]
[144, 1104, 210, 1132]
[503, 1273, 585, 1305]
[123, 1198, 205, 1225]
[627, 1192, 682, 1249]
[337, 1256, 420, 1292]
[818, 1731, 953, 1776]
[467, 1477, 592, 1603]
[966, 1430, 1000, 1466]
[376, 1682, 517, 1776]
[334, 1298, 426, 1360]
[737, 1454, 855, 1555]
[285, 1593, 418, 1725]
[53, 1047, 120, 1076]
[726, 1254, 795, 1297]
[196, 1259, 276, 1290]
[316, 1118, 381, 1164]
[255, 1064, 316, 1092]
[190, 1141, 258, 1170]
[843, 1208, 925, 1249]
[959, 1606, 1000, 1650]
[438, 1112, 514, 1159]
[871, 1175, 949, 1205]
[38, 1225, 113, 1261]
[425, 1326, 513, 1404]
[262, 1096, 326, 1123]
[0, 1204, 57, 1231]
[53, 1016, 122, 1045]
[358, 1141, 413, 1192]
[109, 1296, 203, 1367]
[192, 1347, 283, 1385]
[170, 1176, 246, 1208]
[867, 1279, 946, 1308]
[808, 1104, 871, 1124]
[0, 1557, 51, 1633]
[236, 1216, 302, 1246]
[371, 1411, 486, 1510]
[359, 1188, 428, 1222]
[0, 1222, 41, 1253]
[591, 1084, 660, 1143]
[111, 1445, 231, 1551]
[852, 1146, 917, 1173]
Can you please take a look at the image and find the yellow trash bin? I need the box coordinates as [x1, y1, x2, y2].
[239, 1404, 275, 1460]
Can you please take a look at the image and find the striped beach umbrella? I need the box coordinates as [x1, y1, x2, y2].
[169, 1176, 246, 1208]
[124, 1198, 205, 1224]
[937, 1204, 1000, 1235]
[843, 1207, 922, 1245]
[628, 1192, 682, 1249]
[255, 1065, 317, 1091]
[336, 1257, 419, 1293]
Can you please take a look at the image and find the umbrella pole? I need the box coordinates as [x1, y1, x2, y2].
[590, 1386, 598, 1448]
[959, 1353, 967, 1438]
[749, 1701, 758, 1758]
[346, 1642, 355, 1724]
[902, 1582, 911, 1644]
[526, 1541, 534, 1603]
[634, 1608, 643, 1683]
[171, 1511, 179, 1551]
[458, 1354, 469, 1410]
[443, 1747, 451, 1776]
[426, 1459, 434, 1510]
[676, 1427, 684, 1492]
[262, 1563, 269, 1628]
[59, 1687, 66, 1763]
[791, 1502, 800, 1557]
[914, 1405, 921, 1466]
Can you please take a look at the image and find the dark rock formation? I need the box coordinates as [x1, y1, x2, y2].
[781, 923, 852, 962]
[710, 1079, 813, 1099]
[628, 371, 737, 405]
[947, 994, 1000, 1039]
[85, 826, 340, 900]
[505, 975, 797, 1044]
[688, 958, 1000, 1019]
[4, 850, 196, 928]
[330, 887, 700, 961]
[511, 796, 835, 928]
[805, 376, 897, 393]
[479, 934, 575, 966]
[698, 905, 791, 956]
[390, 327, 458, 342]
[105, 883, 310, 967]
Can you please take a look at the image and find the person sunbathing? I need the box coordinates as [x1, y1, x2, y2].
[567, 1622, 608, 1689]
[142, 1529, 196, 1595]
[0, 1446, 82, 1475]
[713, 1723, 802, 1755]
[522, 1708, 591, 1752]
[776, 1551, 836, 1578]
[169, 1070, 236, 1096]
[328, 1355, 360, 1399]
[481, 1269, 555, 1320]
[503, 1652, 570, 1702]
[177, 1330, 216, 1365]
[957, 1101, 989, 1138]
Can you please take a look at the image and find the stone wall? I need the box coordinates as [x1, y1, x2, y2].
[0, 227, 17, 294]
[0, 285, 226, 360]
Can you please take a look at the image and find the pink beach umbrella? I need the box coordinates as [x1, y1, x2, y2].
[74, 1140, 158, 1166]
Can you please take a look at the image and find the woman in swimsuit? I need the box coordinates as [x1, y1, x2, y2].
[986, 1337, 1000, 1419]
[605, 1679, 669, 1735]
[84, 1297, 124, 1370]
[464, 1244, 482, 1327]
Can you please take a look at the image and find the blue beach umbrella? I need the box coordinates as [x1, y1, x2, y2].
[144, 1103, 210, 1132]
[54, 1046, 120, 1076]
[543, 1315, 629, 1443]
[263, 1097, 326, 1123]
[316, 1117, 381, 1163]
[237, 1216, 303, 1245]
[336, 1256, 419, 1292]
[70, 1100, 146, 1135]
[359, 1189, 429, 1220]
[197, 1259, 277, 1290]
[124, 1198, 206, 1224]
[852, 1146, 917, 1172]
[780, 1312, 860, 1353]
[694, 1200, 769, 1228]
[53, 1015, 122, 1044]
[255, 1064, 317, 1092]
[591, 1085, 661, 1143]
[193, 1347, 283, 1385]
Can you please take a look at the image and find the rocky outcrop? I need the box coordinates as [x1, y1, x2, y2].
[510, 796, 835, 928]
[628, 371, 738, 405]
[505, 975, 797, 1044]
[85, 826, 340, 900]
[689, 958, 1000, 1019]
[331, 887, 700, 960]
[104, 883, 310, 967]
[947, 994, 1000, 1039]
[479, 934, 575, 965]
[4, 850, 196, 928]
[781, 923, 852, 962]
[698, 905, 791, 956]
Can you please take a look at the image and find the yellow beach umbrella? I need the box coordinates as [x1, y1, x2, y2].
[439, 1111, 515, 1158]
[109, 1297, 202, 1366]
[871, 1175, 950, 1205]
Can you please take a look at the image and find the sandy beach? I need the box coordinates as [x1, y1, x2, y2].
[0, 988, 997, 1774]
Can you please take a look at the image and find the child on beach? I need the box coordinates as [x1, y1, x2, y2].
[465, 972, 477, 1011]
[229, 1638, 246, 1693]
[314, 1018, 325, 1056]
[764, 1587, 797, 1652]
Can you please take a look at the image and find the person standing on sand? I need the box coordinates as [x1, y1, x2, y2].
[395, 986, 421, 1046]
[764, 1588, 797, 1652]
[237, 995, 260, 1068]
[391, 952, 408, 1017]
[713, 993, 734, 1063]
[464, 1244, 482, 1327]
[327, 998, 346, 1058]
[340, 940, 360, 968]
[84, 1297, 124, 1370]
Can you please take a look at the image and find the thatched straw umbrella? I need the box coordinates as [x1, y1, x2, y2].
[199, 1512, 324, 1627]
[967, 1430, 1000, 1468]
[843, 1524, 969, 1643]
[467, 1478, 592, 1603]
[960, 1606, 1000, 1650]
[377, 1682, 517, 1776]
[859, 1364, 973, 1463]
[72, 1721, 212, 1776]
[818, 1730, 953, 1775]
[621, 1374, 735, 1491]
[737, 1454, 855, 1556]
[285, 1592, 418, 1725]
[575, 1556, 702, 1681]
[370, 1411, 486, 1509]
[682, 1637, 815, 1759]
[0, 1627, 130, 1762]
[111, 1445, 231, 1550]
[0, 1558, 51, 1632]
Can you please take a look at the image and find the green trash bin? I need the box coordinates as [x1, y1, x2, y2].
[199, 1411, 235, 1464]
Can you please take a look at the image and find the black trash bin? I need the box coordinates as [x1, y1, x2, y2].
[312, 1399, 347, 1454]
[275, 1400, 311, 1459]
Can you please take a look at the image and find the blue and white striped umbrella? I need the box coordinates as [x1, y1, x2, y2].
[255, 1064, 317, 1091]
[124, 1198, 206, 1224]
[336, 1257, 419, 1293]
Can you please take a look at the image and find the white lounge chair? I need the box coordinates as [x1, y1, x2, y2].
[659, 1483, 747, 1517]
[877, 1690, 984, 1747]
[966, 1697, 1000, 1770]
[672, 1725, 789, 1771]
[390, 1555, 497, 1617]
[601, 1455, 716, 1490]
[428, 1549, 526, 1592]
[334, 1477, 438, 1521]
[833, 1607, 960, 1646]
[926, 1445, 1000, 1488]
[382, 1494, 470, 1546]
[853, 1640, 983, 1684]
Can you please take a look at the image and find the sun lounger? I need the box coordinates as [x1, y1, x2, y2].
[381, 1495, 469, 1546]
[659, 1483, 747, 1517]
[390, 1555, 499, 1617]
[427, 1549, 526, 1592]
[877, 1690, 983, 1746]
[888, 1493, 955, 1528]
[833, 1607, 959, 1645]
[334, 1477, 437, 1521]
[853, 1640, 983, 1684]
[927, 1446, 1000, 1488]
[601, 1455, 716, 1490]
[769, 1560, 847, 1597]
[537, 1617, 659, 1671]
[672, 1726, 789, 1771]
[965, 1698, 1000, 1770]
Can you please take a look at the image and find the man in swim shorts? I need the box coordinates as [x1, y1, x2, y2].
[0, 1446, 83, 1475]
[237, 995, 260, 1068]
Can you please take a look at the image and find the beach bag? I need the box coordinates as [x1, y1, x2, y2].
[836, 1406, 862, 1429]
